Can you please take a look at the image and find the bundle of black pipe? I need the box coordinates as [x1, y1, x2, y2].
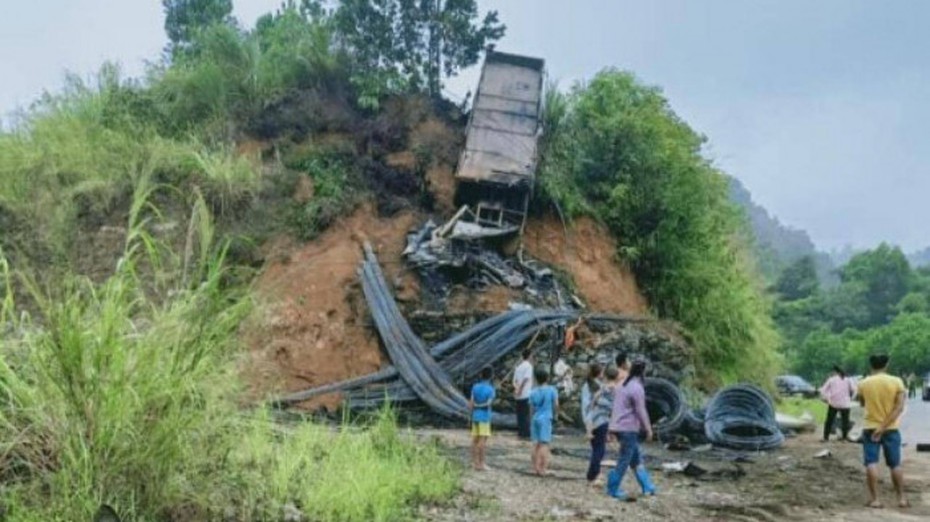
[358, 243, 479, 423]
[348, 309, 574, 408]
[678, 408, 709, 444]
[704, 384, 784, 450]
[274, 307, 576, 410]
[272, 310, 529, 407]
[643, 377, 687, 438]
[359, 243, 561, 427]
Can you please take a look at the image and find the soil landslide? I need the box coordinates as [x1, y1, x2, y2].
[243, 203, 421, 410]
[242, 98, 653, 409]
[243, 205, 655, 410]
[524, 215, 649, 315]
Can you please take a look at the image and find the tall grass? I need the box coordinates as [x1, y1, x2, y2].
[230, 408, 458, 521]
[0, 185, 457, 521]
[0, 71, 263, 268]
[0, 183, 244, 519]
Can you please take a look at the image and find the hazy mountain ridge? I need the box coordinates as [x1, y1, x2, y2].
[728, 177, 835, 284]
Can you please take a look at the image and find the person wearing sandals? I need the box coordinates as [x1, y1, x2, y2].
[605, 359, 657, 501]
[586, 365, 620, 487]
[857, 354, 909, 509]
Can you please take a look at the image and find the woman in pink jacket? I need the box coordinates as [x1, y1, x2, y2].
[819, 366, 856, 442]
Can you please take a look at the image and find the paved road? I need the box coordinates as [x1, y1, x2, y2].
[847, 396, 928, 446]
[830, 397, 930, 520]
[901, 396, 929, 447]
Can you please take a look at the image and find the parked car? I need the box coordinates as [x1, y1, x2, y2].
[923, 373, 930, 402]
[775, 375, 818, 398]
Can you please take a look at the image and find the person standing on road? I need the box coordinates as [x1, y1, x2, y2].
[820, 365, 856, 442]
[905, 373, 917, 399]
[606, 360, 656, 501]
[857, 354, 909, 509]
[468, 366, 496, 471]
[586, 365, 620, 487]
[529, 366, 559, 476]
[513, 350, 534, 440]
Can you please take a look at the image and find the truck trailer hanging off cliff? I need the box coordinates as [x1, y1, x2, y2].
[454, 51, 545, 229]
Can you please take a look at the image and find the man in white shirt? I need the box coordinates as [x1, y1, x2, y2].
[513, 349, 534, 439]
[553, 357, 574, 395]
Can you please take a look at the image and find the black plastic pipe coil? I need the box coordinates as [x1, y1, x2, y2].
[703, 384, 784, 450]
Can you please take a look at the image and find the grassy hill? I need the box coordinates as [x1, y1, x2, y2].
[0, 2, 785, 519]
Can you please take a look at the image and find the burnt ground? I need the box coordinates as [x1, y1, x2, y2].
[416, 427, 930, 522]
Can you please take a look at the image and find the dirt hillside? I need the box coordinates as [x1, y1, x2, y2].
[524, 215, 649, 315]
[240, 104, 652, 409]
[242, 203, 421, 410]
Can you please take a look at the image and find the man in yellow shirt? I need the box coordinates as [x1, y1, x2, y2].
[856, 354, 908, 509]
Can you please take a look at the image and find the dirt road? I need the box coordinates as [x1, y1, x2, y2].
[417, 403, 930, 522]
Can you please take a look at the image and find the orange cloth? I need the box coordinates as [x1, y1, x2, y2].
[564, 320, 583, 350]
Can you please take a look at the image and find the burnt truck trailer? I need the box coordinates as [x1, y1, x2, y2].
[454, 51, 545, 230]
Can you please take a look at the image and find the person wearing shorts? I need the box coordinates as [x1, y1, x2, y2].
[468, 367, 496, 471]
[529, 366, 558, 476]
[857, 354, 908, 509]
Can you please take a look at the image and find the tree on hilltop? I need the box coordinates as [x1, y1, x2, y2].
[333, 0, 505, 104]
[163, 0, 236, 56]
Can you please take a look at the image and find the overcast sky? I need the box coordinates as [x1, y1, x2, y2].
[2, 1, 928, 251]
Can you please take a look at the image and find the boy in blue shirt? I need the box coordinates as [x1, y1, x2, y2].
[530, 366, 559, 476]
[469, 366, 496, 471]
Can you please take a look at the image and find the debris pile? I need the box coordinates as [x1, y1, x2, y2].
[263, 211, 781, 454]
[271, 240, 785, 453]
[402, 207, 571, 308]
[579, 317, 693, 384]
[274, 242, 696, 427]
[275, 243, 579, 425]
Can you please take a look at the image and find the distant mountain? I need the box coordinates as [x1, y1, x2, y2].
[728, 177, 836, 285]
[830, 246, 929, 269]
[908, 247, 930, 268]
[828, 245, 862, 268]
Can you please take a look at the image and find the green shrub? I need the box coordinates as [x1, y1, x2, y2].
[253, 4, 343, 95]
[152, 8, 344, 138]
[282, 143, 359, 239]
[539, 71, 781, 385]
[0, 77, 263, 268]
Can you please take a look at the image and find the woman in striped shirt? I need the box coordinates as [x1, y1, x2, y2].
[585, 365, 620, 486]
